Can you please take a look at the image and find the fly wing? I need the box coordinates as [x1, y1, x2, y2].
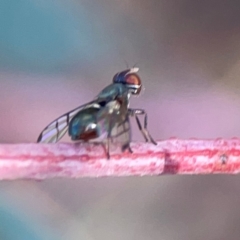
[99, 98, 131, 151]
[110, 116, 131, 151]
[94, 97, 131, 150]
[37, 100, 100, 143]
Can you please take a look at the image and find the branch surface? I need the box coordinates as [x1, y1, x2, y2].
[0, 138, 240, 179]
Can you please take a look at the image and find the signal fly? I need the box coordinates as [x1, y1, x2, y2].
[37, 68, 157, 158]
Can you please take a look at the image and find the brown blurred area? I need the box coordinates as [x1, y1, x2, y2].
[1, 0, 240, 239]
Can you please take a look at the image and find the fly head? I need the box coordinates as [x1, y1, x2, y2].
[113, 68, 142, 95]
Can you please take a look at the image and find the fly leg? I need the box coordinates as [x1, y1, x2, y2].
[128, 108, 157, 145]
[121, 116, 133, 153]
[124, 144, 133, 153]
[105, 132, 111, 160]
[105, 141, 110, 159]
[109, 116, 133, 154]
[122, 143, 133, 153]
[105, 115, 115, 159]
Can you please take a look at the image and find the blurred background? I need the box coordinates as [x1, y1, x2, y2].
[1, 0, 240, 239]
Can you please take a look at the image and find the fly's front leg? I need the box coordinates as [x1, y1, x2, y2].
[128, 108, 157, 145]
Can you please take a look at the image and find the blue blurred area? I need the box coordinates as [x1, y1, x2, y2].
[1, 1, 240, 240]
[0, 207, 41, 240]
[0, 0, 111, 73]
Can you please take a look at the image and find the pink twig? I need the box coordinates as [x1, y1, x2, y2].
[0, 138, 240, 179]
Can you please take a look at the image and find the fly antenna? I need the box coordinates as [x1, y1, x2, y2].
[123, 59, 129, 69]
[132, 61, 140, 69]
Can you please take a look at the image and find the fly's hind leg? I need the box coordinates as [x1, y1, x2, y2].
[128, 108, 157, 145]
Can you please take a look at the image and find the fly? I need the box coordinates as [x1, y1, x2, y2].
[37, 68, 157, 158]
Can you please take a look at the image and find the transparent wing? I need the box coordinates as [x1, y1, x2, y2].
[110, 115, 131, 151]
[37, 100, 100, 143]
[93, 97, 131, 151]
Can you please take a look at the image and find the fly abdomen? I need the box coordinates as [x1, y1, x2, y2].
[68, 107, 99, 141]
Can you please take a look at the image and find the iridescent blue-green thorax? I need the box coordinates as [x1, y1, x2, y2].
[97, 83, 130, 101]
[68, 83, 130, 141]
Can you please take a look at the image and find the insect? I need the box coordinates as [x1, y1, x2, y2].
[37, 68, 157, 158]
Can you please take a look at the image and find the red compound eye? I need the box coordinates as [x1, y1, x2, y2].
[125, 74, 141, 85]
[125, 74, 142, 94]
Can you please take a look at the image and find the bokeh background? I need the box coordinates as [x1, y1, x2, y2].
[1, 0, 240, 239]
